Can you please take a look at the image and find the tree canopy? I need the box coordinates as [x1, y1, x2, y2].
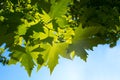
[0, 0, 120, 76]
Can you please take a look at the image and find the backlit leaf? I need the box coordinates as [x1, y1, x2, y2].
[49, 0, 72, 18]
[21, 53, 35, 76]
[68, 24, 106, 61]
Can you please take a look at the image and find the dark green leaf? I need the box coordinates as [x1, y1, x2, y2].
[37, 54, 44, 65]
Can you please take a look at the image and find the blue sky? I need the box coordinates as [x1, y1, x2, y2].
[0, 41, 120, 80]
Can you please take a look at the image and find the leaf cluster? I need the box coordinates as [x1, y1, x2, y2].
[0, 0, 120, 76]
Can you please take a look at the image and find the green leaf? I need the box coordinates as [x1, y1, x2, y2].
[21, 53, 35, 76]
[31, 31, 48, 41]
[40, 42, 70, 73]
[8, 46, 26, 64]
[17, 24, 29, 36]
[49, 0, 72, 18]
[68, 24, 106, 61]
[41, 37, 54, 45]
[37, 54, 44, 65]
[9, 45, 35, 76]
[30, 21, 45, 33]
[56, 16, 68, 28]
[23, 21, 45, 41]
[68, 44, 88, 61]
[40, 10, 51, 23]
[57, 43, 70, 59]
[73, 24, 105, 46]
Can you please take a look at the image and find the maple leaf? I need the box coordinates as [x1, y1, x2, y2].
[49, 0, 72, 18]
[8, 45, 35, 76]
[21, 53, 35, 76]
[68, 24, 106, 61]
[39, 42, 70, 73]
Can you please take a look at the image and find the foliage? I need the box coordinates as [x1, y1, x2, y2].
[0, 0, 120, 76]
